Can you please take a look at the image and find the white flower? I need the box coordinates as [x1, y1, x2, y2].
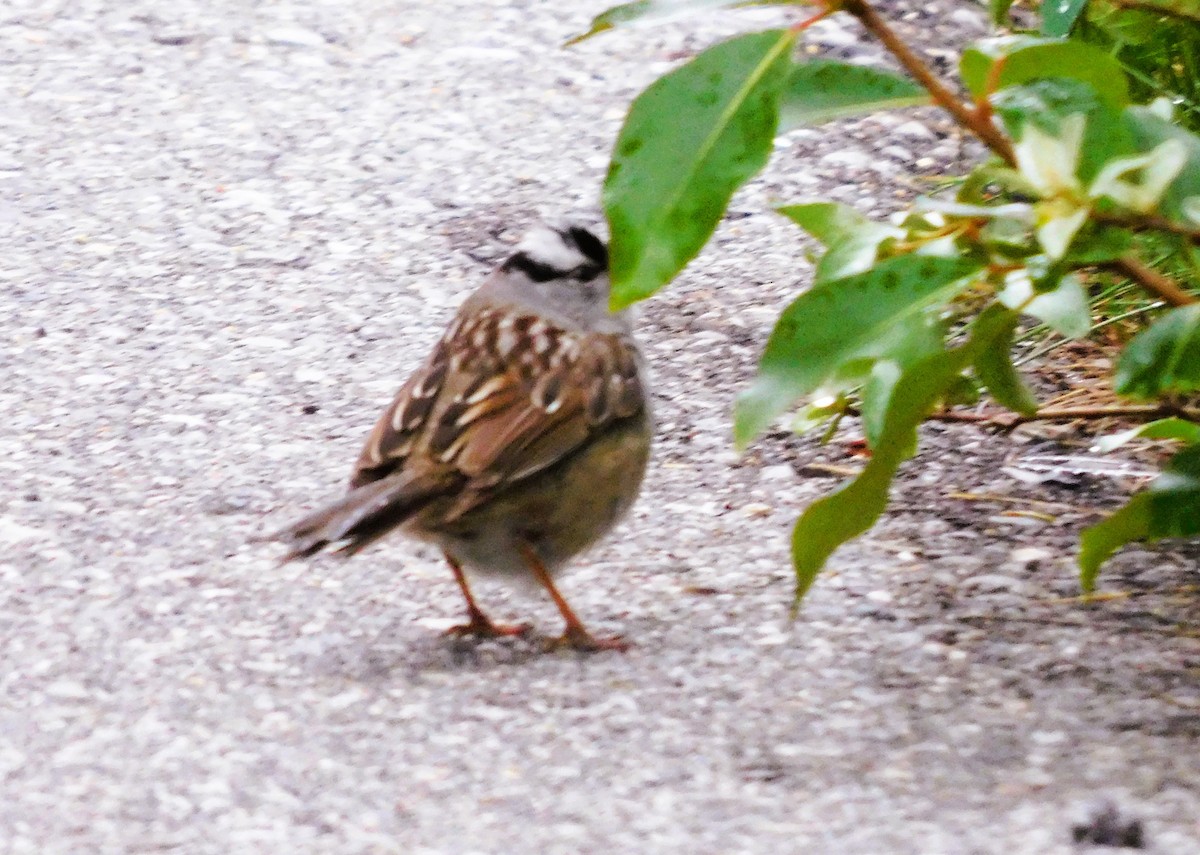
[1012, 116, 1089, 258]
[1013, 114, 1087, 197]
[915, 198, 1035, 222]
[1035, 202, 1088, 260]
[1010, 116, 1187, 257]
[1147, 97, 1175, 121]
[1184, 196, 1200, 225]
[999, 269, 1091, 339]
[1089, 139, 1187, 213]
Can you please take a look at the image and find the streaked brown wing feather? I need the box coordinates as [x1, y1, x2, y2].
[349, 305, 644, 517]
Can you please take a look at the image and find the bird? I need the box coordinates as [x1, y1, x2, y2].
[267, 220, 651, 651]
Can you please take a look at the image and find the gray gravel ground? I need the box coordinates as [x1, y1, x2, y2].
[3, 1, 1199, 852]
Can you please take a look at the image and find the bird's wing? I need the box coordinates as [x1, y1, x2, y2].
[352, 304, 644, 512]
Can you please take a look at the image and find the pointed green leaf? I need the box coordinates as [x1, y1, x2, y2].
[778, 59, 929, 130]
[1080, 444, 1200, 590]
[790, 308, 1017, 603]
[776, 202, 874, 247]
[735, 255, 983, 447]
[565, 0, 802, 47]
[777, 202, 901, 281]
[1078, 495, 1154, 592]
[790, 441, 898, 604]
[1041, 0, 1088, 37]
[1115, 304, 1200, 399]
[859, 314, 945, 447]
[792, 345, 977, 603]
[1064, 225, 1133, 264]
[605, 30, 796, 308]
[961, 38, 1130, 109]
[1093, 417, 1200, 453]
[972, 305, 1039, 416]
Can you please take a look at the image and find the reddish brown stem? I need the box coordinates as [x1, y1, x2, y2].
[1093, 210, 1200, 244]
[1105, 255, 1198, 307]
[1105, 0, 1200, 23]
[832, 0, 1197, 309]
[836, 0, 1016, 164]
[927, 403, 1200, 429]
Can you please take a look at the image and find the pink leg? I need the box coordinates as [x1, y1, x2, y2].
[517, 542, 628, 652]
[443, 552, 530, 639]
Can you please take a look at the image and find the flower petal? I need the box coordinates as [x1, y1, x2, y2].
[1089, 139, 1187, 212]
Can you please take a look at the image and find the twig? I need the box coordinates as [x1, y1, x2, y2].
[927, 402, 1200, 429]
[946, 491, 1079, 512]
[955, 613, 1200, 638]
[1093, 210, 1200, 244]
[1105, 255, 1198, 307]
[835, 0, 1199, 309]
[1106, 0, 1200, 23]
[848, 401, 1199, 429]
[836, 0, 1016, 164]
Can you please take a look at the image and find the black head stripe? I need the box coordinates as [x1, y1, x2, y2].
[502, 223, 609, 283]
[564, 226, 609, 271]
[502, 253, 566, 283]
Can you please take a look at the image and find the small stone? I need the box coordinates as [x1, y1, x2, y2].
[962, 573, 1026, 594]
[45, 680, 90, 700]
[820, 150, 871, 169]
[1008, 546, 1052, 570]
[895, 120, 937, 141]
[151, 31, 199, 46]
[265, 27, 327, 48]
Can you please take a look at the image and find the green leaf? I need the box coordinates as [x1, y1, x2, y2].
[1079, 444, 1200, 590]
[789, 301, 1019, 603]
[792, 345, 978, 604]
[859, 314, 946, 448]
[776, 202, 901, 281]
[1093, 417, 1200, 453]
[778, 59, 929, 130]
[1064, 224, 1133, 264]
[565, 0, 801, 47]
[734, 255, 983, 447]
[1115, 304, 1200, 398]
[605, 30, 796, 309]
[1078, 494, 1154, 592]
[989, 0, 1016, 26]
[776, 202, 873, 247]
[972, 305, 1039, 416]
[962, 37, 1130, 109]
[1041, 0, 1089, 37]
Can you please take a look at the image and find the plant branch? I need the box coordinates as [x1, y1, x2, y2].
[843, 401, 1200, 430]
[834, 0, 1198, 309]
[1105, 0, 1200, 23]
[836, 0, 1016, 164]
[926, 402, 1200, 429]
[1104, 255, 1198, 307]
[1093, 210, 1200, 243]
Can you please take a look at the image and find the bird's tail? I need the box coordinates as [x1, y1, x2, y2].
[265, 472, 453, 562]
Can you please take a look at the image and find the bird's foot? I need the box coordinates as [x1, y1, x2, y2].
[446, 609, 531, 640]
[543, 623, 629, 653]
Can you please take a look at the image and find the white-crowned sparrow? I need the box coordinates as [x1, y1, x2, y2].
[269, 221, 651, 651]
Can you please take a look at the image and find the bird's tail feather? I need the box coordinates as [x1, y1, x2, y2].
[267, 473, 452, 562]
